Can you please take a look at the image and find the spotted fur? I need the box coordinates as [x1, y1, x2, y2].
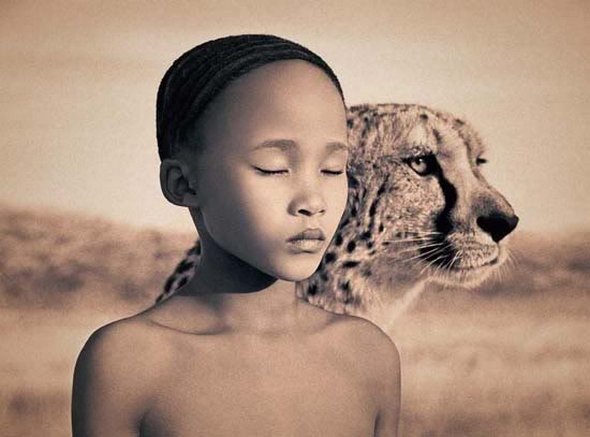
[155, 103, 518, 328]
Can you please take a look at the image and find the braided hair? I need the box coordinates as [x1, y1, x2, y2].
[156, 34, 345, 161]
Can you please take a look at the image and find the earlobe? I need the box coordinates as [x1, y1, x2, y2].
[159, 159, 199, 207]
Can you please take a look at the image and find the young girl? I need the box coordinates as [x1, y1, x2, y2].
[71, 34, 400, 437]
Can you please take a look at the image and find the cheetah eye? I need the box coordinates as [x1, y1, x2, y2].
[406, 155, 437, 176]
[476, 157, 488, 166]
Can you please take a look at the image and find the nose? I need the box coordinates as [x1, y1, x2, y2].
[477, 213, 519, 242]
[297, 198, 326, 217]
[290, 188, 327, 217]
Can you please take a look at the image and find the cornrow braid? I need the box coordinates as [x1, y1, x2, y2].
[156, 34, 345, 161]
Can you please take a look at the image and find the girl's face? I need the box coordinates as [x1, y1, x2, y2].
[185, 60, 349, 282]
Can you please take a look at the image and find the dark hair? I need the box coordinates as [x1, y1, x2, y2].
[156, 34, 345, 161]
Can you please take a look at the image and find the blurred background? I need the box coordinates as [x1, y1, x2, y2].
[1, 1, 588, 436]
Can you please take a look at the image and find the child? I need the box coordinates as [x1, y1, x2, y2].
[71, 34, 400, 437]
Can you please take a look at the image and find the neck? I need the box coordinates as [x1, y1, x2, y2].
[177, 234, 301, 335]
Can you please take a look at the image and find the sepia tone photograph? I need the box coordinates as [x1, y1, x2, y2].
[1, 1, 588, 436]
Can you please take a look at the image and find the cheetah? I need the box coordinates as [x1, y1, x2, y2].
[155, 103, 518, 331]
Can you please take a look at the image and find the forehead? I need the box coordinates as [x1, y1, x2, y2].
[210, 59, 343, 114]
[193, 59, 347, 152]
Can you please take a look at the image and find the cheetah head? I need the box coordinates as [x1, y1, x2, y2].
[300, 103, 518, 314]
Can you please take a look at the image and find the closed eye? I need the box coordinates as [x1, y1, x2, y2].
[322, 169, 345, 176]
[253, 167, 345, 176]
[253, 167, 289, 176]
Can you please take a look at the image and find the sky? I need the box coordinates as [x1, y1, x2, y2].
[1, 0, 588, 233]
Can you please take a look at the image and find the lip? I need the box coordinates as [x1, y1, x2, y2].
[286, 239, 325, 253]
[286, 228, 326, 254]
[287, 228, 326, 242]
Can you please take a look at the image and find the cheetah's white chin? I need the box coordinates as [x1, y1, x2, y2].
[442, 263, 497, 288]
[428, 246, 508, 289]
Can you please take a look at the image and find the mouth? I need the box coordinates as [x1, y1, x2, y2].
[428, 252, 505, 288]
[449, 255, 500, 271]
[287, 228, 326, 242]
[286, 228, 326, 253]
[408, 237, 508, 287]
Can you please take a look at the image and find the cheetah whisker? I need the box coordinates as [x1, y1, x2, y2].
[417, 244, 450, 259]
[397, 245, 446, 264]
[384, 231, 444, 240]
[391, 242, 446, 257]
[505, 249, 518, 268]
[396, 230, 444, 235]
[381, 237, 440, 244]
[447, 249, 463, 271]
[419, 254, 448, 276]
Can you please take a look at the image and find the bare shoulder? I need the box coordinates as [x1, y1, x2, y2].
[72, 314, 174, 435]
[81, 310, 176, 363]
[329, 312, 400, 369]
[326, 314, 401, 436]
[331, 314, 401, 437]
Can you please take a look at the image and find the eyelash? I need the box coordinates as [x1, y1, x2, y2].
[253, 167, 344, 176]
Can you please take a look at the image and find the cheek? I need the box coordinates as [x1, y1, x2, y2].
[202, 172, 288, 243]
[337, 178, 349, 210]
[326, 179, 349, 229]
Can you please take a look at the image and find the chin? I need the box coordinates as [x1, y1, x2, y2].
[278, 273, 316, 283]
[267, 256, 324, 283]
[275, 266, 321, 283]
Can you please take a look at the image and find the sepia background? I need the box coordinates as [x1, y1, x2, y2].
[1, 0, 589, 436]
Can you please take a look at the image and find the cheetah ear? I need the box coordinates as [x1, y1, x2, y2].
[159, 159, 199, 207]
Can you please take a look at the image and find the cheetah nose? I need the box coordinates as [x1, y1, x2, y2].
[477, 213, 519, 242]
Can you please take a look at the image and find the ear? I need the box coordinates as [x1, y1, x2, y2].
[159, 159, 199, 207]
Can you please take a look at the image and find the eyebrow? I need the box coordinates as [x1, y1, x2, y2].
[252, 139, 349, 153]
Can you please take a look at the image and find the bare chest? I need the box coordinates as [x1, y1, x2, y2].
[141, 335, 378, 437]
